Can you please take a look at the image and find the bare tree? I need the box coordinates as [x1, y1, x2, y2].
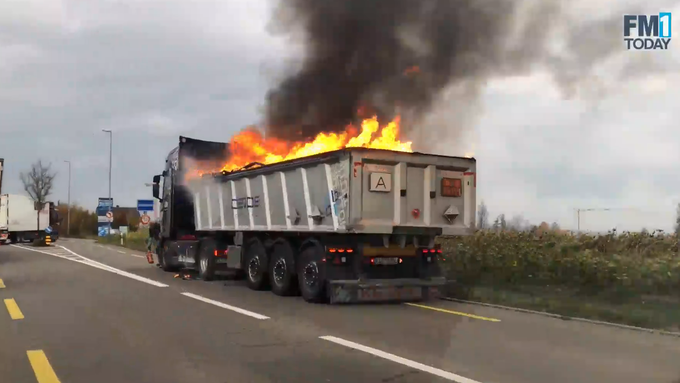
[477, 201, 489, 229]
[550, 222, 561, 231]
[20, 160, 56, 232]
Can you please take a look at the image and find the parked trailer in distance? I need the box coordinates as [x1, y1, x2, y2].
[151, 136, 476, 303]
[0, 194, 60, 244]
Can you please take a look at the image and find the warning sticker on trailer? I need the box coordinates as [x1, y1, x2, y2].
[369, 172, 391, 192]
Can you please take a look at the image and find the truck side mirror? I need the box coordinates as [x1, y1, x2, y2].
[152, 175, 161, 200]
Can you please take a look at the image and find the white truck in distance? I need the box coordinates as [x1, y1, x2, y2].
[0, 194, 58, 244]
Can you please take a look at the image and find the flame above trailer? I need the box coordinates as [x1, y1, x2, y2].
[187, 116, 412, 179]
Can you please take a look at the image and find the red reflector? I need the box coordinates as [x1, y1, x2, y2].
[179, 235, 196, 240]
[412, 209, 420, 218]
[437, 249, 442, 253]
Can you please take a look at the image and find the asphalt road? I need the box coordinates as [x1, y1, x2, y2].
[1, 238, 678, 383]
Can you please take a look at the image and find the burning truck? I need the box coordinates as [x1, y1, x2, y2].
[150, 117, 476, 303]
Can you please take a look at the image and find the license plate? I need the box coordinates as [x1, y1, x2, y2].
[216, 258, 229, 264]
[373, 257, 399, 265]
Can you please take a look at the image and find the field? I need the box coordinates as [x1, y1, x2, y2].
[438, 230, 680, 331]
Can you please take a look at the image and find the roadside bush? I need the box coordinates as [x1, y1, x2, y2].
[97, 228, 150, 252]
[438, 230, 680, 298]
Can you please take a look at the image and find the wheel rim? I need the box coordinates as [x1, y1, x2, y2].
[248, 255, 260, 281]
[273, 258, 287, 284]
[303, 261, 319, 288]
[200, 257, 208, 273]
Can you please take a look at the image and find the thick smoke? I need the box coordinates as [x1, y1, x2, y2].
[264, 0, 525, 140]
[264, 0, 679, 146]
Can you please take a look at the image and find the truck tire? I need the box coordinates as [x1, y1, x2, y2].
[298, 244, 328, 303]
[197, 240, 217, 281]
[161, 245, 179, 272]
[244, 239, 269, 291]
[268, 239, 299, 297]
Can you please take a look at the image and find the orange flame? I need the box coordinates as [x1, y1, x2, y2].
[403, 66, 420, 76]
[188, 116, 412, 179]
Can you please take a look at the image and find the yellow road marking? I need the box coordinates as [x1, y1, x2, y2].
[27, 350, 61, 383]
[4, 298, 25, 320]
[0, 278, 5, 288]
[405, 302, 501, 322]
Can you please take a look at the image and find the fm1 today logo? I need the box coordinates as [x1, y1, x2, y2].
[623, 12, 671, 50]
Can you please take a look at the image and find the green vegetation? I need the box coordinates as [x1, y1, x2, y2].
[97, 228, 150, 253]
[439, 229, 680, 331]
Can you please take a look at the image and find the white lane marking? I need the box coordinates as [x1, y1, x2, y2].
[180, 292, 270, 320]
[11, 245, 168, 288]
[319, 336, 483, 383]
[98, 244, 146, 259]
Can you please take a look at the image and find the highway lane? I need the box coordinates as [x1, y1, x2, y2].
[0, 243, 457, 383]
[3, 239, 680, 383]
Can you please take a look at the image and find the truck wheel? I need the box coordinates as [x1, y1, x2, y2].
[244, 239, 269, 290]
[161, 245, 179, 272]
[268, 240, 299, 297]
[198, 241, 217, 281]
[298, 244, 328, 303]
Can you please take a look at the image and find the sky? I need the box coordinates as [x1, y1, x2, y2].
[0, 0, 678, 233]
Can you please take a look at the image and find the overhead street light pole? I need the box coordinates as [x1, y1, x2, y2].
[102, 129, 113, 234]
[64, 160, 71, 236]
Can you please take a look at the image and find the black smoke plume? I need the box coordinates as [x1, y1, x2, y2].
[263, 0, 679, 143]
[264, 0, 541, 141]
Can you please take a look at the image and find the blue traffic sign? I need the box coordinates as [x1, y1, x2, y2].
[45, 226, 52, 234]
[137, 199, 154, 212]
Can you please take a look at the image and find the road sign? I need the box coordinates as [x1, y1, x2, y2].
[140, 214, 151, 226]
[106, 211, 113, 222]
[137, 199, 154, 212]
[45, 226, 52, 234]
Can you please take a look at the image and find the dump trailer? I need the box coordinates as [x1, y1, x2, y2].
[151, 136, 476, 303]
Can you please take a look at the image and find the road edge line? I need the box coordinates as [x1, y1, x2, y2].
[319, 335, 482, 383]
[440, 297, 680, 338]
[180, 292, 270, 320]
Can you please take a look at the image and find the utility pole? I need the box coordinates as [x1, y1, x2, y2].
[576, 208, 613, 232]
[64, 160, 71, 236]
[102, 129, 113, 235]
[0, 158, 4, 195]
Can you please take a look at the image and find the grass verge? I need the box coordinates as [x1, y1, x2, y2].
[439, 231, 680, 332]
[97, 229, 150, 252]
[444, 282, 680, 332]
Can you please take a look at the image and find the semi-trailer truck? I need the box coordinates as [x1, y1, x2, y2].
[151, 136, 476, 303]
